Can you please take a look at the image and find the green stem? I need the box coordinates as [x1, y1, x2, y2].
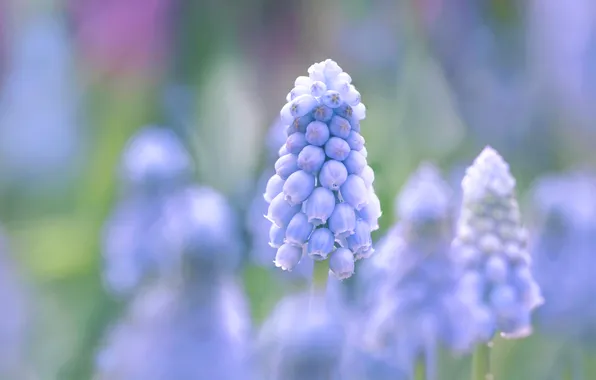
[312, 259, 329, 292]
[415, 358, 426, 380]
[472, 341, 493, 380]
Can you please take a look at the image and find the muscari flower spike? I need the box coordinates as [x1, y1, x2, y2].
[95, 278, 253, 380]
[363, 164, 478, 377]
[103, 126, 242, 295]
[452, 146, 543, 339]
[264, 59, 381, 279]
[530, 173, 596, 343]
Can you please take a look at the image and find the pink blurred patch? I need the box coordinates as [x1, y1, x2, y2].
[69, 0, 174, 74]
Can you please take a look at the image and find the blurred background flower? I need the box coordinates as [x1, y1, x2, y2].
[0, 0, 595, 379]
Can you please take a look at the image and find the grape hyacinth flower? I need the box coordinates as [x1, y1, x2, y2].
[363, 164, 478, 378]
[264, 59, 381, 280]
[103, 126, 243, 295]
[453, 147, 543, 339]
[102, 126, 194, 296]
[256, 293, 345, 380]
[95, 278, 253, 380]
[452, 147, 543, 380]
[530, 173, 596, 343]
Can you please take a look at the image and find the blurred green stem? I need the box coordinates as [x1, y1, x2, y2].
[415, 359, 426, 380]
[472, 340, 493, 380]
[312, 260, 329, 292]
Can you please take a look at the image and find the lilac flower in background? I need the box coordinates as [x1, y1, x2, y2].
[256, 292, 345, 380]
[103, 126, 242, 295]
[95, 278, 253, 380]
[0, 14, 83, 191]
[264, 59, 381, 278]
[362, 164, 478, 377]
[452, 147, 543, 340]
[161, 185, 243, 275]
[0, 231, 28, 378]
[530, 173, 596, 343]
[119, 126, 193, 195]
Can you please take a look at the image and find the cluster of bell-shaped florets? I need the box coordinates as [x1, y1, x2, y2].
[452, 147, 543, 339]
[264, 59, 381, 279]
[103, 126, 242, 296]
[362, 164, 479, 378]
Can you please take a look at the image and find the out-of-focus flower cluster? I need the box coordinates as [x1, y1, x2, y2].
[102, 126, 241, 295]
[96, 125, 252, 379]
[530, 173, 596, 343]
[452, 147, 543, 339]
[360, 164, 478, 377]
[264, 59, 381, 279]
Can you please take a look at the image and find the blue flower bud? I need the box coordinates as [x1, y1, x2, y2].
[329, 203, 356, 238]
[269, 224, 286, 248]
[274, 154, 299, 179]
[359, 146, 368, 158]
[346, 131, 365, 151]
[319, 160, 348, 190]
[360, 166, 375, 188]
[357, 190, 382, 231]
[312, 104, 333, 122]
[305, 121, 330, 146]
[274, 243, 303, 271]
[307, 228, 335, 261]
[285, 213, 314, 246]
[278, 144, 288, 157]
[328, 116, 352, 139]
[322, 90, 343, 108]
[263, 174, 285, 203]
[283, 170, 316, 206]
[323, 60, 344, 81]
[347, 219, 372, 255]
[308, 62, 326, 82]
[285, 132, 308, 154]
[329, 73, 351, 95]
[280, 94, 319, 123]
[490, 285, 517, 316]
[295, 76, 312, 87]
[304, 187, 336, 225]
[343, 150, 367, 174]
[352, 103, 366, 121]
[310, 81, 327, 97]
[329, 248, 355, 280]
[297, 145, 325, 174]
[351, 120, 361, 133]
[287, 115, 313, 135]
[266, 192, 301, 228]
[324, 137, 350, 161]
[340, 175, 369, 211]
[485, 255, 508, 283]
[289, 85, 310, 100]
[335, 104, 354, 121]
[344, 85, 361, 106]
[355, 246, 375, 261]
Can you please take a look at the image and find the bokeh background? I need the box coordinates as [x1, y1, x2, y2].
[1, 0, 596, 379]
